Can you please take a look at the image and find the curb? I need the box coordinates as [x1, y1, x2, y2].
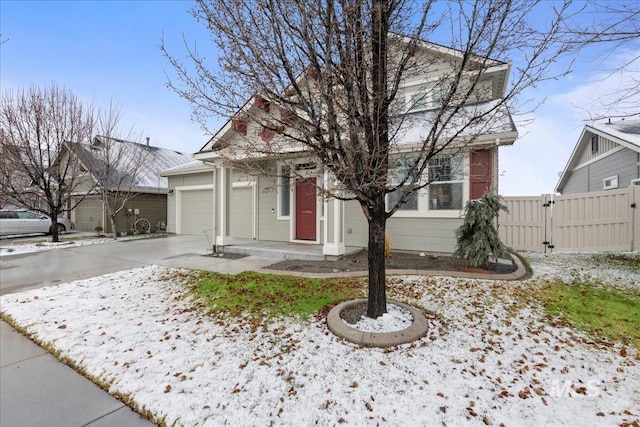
[258, 252, 528, 280]
[327, 299, 429, 347]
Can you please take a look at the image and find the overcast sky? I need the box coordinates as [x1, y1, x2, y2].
[1, 1, 638, 196]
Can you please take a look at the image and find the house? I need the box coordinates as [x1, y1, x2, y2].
[65, 136, 194, 233]
[555, 119, 640, 194]
[162, 40, 518, 256]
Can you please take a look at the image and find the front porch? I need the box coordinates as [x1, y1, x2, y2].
[219, 238, 363, 261]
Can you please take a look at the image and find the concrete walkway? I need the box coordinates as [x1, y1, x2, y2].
[1, 320, 152, 426]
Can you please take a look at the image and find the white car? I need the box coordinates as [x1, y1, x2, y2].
[0, 210, 76, 236]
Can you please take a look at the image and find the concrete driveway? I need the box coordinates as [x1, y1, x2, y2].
[1, 234, 276, 295]
[0, 234, 275, 426]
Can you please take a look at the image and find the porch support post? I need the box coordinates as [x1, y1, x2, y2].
[216, 166, 234, 247]
[323, 196, 346, 257]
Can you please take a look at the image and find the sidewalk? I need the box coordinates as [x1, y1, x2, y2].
[1, 320, 153, 426]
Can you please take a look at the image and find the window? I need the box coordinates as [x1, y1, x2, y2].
[591, 135, 599, 154]
[428, 154, 464, 210]
[386, 153, 465, 213]
[387, 156, 420, 211]
[603, 175, 618, 190]
[18, 211, 44, 219]
[409, 92, 428, 112]
[387, 187, 418, 211]
[390, 95, 407, 115]
[278, 165, 291, 218]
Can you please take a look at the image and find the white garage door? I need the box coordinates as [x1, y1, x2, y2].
[230, 186, 254, 239]
[179, 189, 214, 235]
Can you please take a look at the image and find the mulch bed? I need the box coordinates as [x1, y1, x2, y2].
[267, 250, 518, 275]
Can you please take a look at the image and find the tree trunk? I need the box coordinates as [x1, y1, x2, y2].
[366, 204, 387, 319]
[50, 213, 59, 243]
[108, 213, 118, 241]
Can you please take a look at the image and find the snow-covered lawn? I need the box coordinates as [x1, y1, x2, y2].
[0, 237, 111, 256]
[1, 254, 639, 426]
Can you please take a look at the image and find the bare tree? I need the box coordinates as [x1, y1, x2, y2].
[164, 0, 585, 318]
[561, 1, 640, 120]
[0, 84, 96, 242]
[65, 105, 145, 240]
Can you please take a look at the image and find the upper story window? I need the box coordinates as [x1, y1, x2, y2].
[591, 135, 599, 154]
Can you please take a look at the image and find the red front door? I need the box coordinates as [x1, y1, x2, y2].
[295, 178, 316, 240]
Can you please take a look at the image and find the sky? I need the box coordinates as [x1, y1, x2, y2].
[1, 0, 638, 196]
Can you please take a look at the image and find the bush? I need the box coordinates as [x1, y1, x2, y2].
[94, 225, 103, 235]
[454, 191, 508, 267]
[127, 230, 134, 236]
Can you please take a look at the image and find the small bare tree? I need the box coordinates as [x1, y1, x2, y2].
[165, 0, 592, 318]
[67, 105, 146, 240]
[0, 84, 96, 242]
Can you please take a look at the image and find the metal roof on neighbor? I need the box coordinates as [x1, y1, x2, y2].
[68, 137, 195, 193]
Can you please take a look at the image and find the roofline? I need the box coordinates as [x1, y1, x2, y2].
[159, 164, 216, 177]
[555, 123, 640, 193]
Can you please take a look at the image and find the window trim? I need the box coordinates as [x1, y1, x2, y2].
[277, 164, 291, 220]
[386, 153, 468, 217]
[603, 175, 618, 190]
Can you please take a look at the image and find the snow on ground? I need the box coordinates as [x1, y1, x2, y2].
[1, 254, 639, 426]
[0, 234, 160, 257]
[0, 237, 111, 256]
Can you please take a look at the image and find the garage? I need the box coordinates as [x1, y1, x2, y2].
[73, 196, 103, 232]
[230, 184, 254, 239]
[178, 189, 214, 235]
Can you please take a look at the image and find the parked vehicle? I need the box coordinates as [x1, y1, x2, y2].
[0, 210, 75, 236]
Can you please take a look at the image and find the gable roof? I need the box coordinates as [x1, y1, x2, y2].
[196, 36, 513, 156]
[555, 119, 640, 193]
[67, 137, 195, 193]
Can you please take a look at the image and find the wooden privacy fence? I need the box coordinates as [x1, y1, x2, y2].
[499, 186, 640, 252]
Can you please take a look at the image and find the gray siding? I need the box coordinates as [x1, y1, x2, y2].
[230, 185, 254, 238]
[257, 175, 290, 241]
[562, 148, 639, 194]
[344, 200, 462, 253]
[562, 166, 589, 194]
[166, 176, 179, 232]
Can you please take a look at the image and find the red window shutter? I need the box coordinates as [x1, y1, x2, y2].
[231, 118, 247, 135]
[470, 149, 493, 199]
[254, 95, 270, 112]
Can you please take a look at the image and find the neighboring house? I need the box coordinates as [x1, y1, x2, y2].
[555, 120, 640, 195]
[163, 40, 518, 255]
[65, 137, 194, 233]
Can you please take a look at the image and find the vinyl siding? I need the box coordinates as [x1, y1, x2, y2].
[230, 185, 254, 238]
[562, 167, 589, 194]
[344, 200, 462, 253]
[562, 148, 638, 194]
[257, 175, 290, 241]
[111, 194, 167, 234]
